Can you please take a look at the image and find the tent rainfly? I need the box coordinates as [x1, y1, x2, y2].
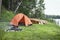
[10, 13, 32, 26]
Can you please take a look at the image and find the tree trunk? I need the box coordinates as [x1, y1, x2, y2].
[0, 0, 2, 14]
[8, 0, 10, 10]
[14, 1, 22, 13]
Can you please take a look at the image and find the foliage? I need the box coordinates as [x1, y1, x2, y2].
[17, 0, 36, 16]
[20, 0, 45, 18]
[46, 15, 60, 19]
[0, 7, 15, 22]
[45, 18, 54, 23]
[2, 0, 45, 19]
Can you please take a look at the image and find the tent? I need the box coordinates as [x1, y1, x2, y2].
[10, 13, 32, 26]
[30, 18, 48, 24]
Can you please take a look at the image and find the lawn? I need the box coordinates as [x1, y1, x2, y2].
[0, 22, 60, 40]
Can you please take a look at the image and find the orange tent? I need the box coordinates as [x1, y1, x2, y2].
[10, 13, 32, 26]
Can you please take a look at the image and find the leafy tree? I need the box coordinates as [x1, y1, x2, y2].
[2, 0, 45, 19]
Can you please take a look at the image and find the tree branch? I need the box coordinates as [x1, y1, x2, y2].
[14, 1, 22, 13]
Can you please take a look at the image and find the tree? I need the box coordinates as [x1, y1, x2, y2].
[2, 0, 45, 19]
[0, 0, 2, 14]
[28, 0, 45, 19]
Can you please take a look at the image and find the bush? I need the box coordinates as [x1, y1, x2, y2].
[0, 8, 15, 22]
[45, 18, 54, 23]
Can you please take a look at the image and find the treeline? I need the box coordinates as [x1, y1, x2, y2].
[0, 0, 46, 21]
[46, 15, 60, 19]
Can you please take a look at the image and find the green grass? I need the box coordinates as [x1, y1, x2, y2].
[0, 22, 60, 40]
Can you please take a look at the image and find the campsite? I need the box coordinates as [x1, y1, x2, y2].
[0, 0, 60, 40]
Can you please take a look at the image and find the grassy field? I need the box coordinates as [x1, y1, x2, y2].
[0, 22, 60, 40]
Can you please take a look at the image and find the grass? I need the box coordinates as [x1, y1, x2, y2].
[0, 22, 60, 40]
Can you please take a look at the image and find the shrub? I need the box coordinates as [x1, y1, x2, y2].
[0, 8, 15, 22]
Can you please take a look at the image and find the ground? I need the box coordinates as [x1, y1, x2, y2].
[0, 22, 60, 40]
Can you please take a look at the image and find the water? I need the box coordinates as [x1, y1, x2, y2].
[53, 19, 60, 26]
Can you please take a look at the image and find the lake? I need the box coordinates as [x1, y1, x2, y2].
[53, 19, 60, 26]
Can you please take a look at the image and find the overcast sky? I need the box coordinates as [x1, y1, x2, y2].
[44, 0, 60, 15]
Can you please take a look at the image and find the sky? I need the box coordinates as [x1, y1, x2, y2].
[44, 0, 60, 15]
